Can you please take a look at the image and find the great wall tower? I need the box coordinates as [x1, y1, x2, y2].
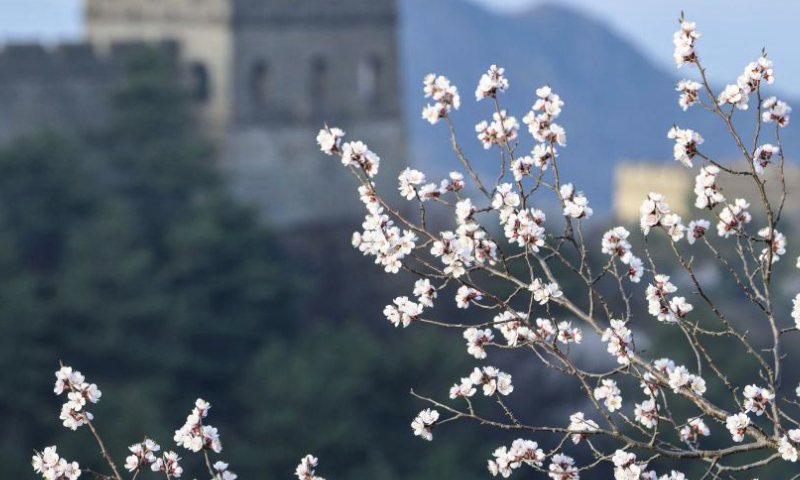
[0, 0, 407, 227]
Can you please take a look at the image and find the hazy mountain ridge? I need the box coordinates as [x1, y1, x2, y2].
[399, 0, 798, 208]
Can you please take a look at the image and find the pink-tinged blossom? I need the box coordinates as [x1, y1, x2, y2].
[634, 399, 660, 429]
[487, 439, 545, 477]
[679, 417, 710, 443]
[594, 379, 623, 412]
[32, 446, 81, 480]
[476, 65, 509, 101]
[717, 199, 751, 238]
[762, 96, 791, 127]
[568, 412, 598, 444]
[296, 455, 326, 480]
[547, 454, 579, 480]
[779, 430, 800, 462]
[673, 20, 700, 67]
[725, 413, 750, 442]
[151, 451, 183, 478]
[463, 328, 494, 359]
[687, 220, 710, 245]
[422, 74, 460, 124]
[411, 408, 440, 441]
[758, 227, 786, 264]
[742, 384, 774, 416]
[753, 144, 779, 175]
[476, 110, 519, 149]
[676, 80, 701, 110]
[668, 126, 704, 167]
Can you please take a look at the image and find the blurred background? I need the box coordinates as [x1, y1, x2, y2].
[3, 0, 800, 478]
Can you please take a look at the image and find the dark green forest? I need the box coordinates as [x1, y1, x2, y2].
[0, 49, 499, 479]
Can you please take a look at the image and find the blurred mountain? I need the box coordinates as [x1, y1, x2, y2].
[399, 0, 797, 209]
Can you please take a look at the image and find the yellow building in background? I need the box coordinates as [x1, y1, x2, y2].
[614, 161, 800, 224]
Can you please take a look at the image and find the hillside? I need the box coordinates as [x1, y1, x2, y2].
[398, 0, 797, 209]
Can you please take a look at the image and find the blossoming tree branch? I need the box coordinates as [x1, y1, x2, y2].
[32, 13, 800, 480]
[315, 14, 798, 480]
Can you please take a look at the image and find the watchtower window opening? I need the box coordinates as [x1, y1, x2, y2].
[190, 62, 210, 103]
[250, 60, 271, 105]
[310, 56, 329, 103]
[358, 56, 382, 105]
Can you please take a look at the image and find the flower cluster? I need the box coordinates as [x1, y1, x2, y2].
[529, 278, 563, 305]
[398, 168, 426, 200]
[54, 365, 102, 431]
[568, 412, 599, 444]
[686, 219, 710, 245]
[468, 366, 514, 396]
[422, 74, 460, 124]
[753, 144, 779, 175]
[476, 64, 509, 101]
[493, 311, 534, 346]
[487, 439, 545, 478]
[413, 278, 437, 307]
[675, 79, 701, 110]
[742, 384, 774, 416]
[32, 447, 81, 480]
[212, 460, 238, 480]
[383, 296, 424, 327]
[174, 398, 222, 453]
[646, 274, 693, 324]
[762, 96, 791, 127]
[779, 430, 800, 462]
[523, 86, 566, 146]
[352, 184, 417, 273]
[476, 110, 519, 149]
[679, 417, 710, 443]
[757, 227, 786, 264]
[673, 20, 700, 67]
[725, 412, 750, 442]
[601, 226, 644, 282]
[612, 450, 653, 480]
[341, 141, 381, 177]
[594, 379, 623, 412]
[693, 165, 724, 209]
[411, 408, 440, 441]
[667, 365, 707, 396]
[151, 452, 183, 478]
[602, 319, 634, 365]
[560, 183, 593, 219]
[124, 439, 161, 472]
[316, 126, 345, 155]
[548, 454, 578, 480]
[634, 399, 660, 429]
[463, 327, 494, 359]
[639, 192, 684, 240]
[429, 199, 499, 277]
[716, 198, 751, 238]
[296, 455, 326, 480]
[668, 126, 704, 167]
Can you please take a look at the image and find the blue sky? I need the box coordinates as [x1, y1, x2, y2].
[1, 0, 799, 96]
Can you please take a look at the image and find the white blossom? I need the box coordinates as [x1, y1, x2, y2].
[456, 285, 482, 309]
[758, 227, 786, 264]
[548, 454, 579, 480]
[470, 366, 514, 396]
[676, 80, 701, 110]
[557, 321, 582, 345]
[296, 455, 325, 480]
[411, 408, 440, 441]
[634, 399, 660, 429]
[594, 379, 623, 412]
[173, 398, 222, 453]
[718, 83, 749, 110]
[568, 412, 598, 444]
[694, 165, 724, 209]
[523, 86, 566, 146]
[32, 446, 81, 480]
[476, 110, 519, 149]
[341, 141, 380, 177]
[753, 144, 779, 176]
[687, 219, 710, 245]
[493, 311, 534, 346]
[449, 376, 477, 399]
[602, 319, 634, 365]
[151, 451, 183, 478]
[679, 417, 710, 442]
[54, 365, 101, 431]
[717, 199, 751, 238]
[762, 96, 791, 127]
[124, 439, 161, 472]
[487, 439, 545, 477]
[742, 384, 774, 416]
[529, 279, 562, 305]
[673, 20, 700, 67]
[639, 192, 672, 235]
[398, 168, 426, 200]
[463, 328, 494, 359]
[413, 279, 437, 308]
[560, 183, 593, 219]
[476, 65, 509, 101]
[725, 413, 750, 442]
[383, 296, 423, 328]
[779, 430, 800, 462]
[668, 126, 704, 167]
[602, 227, 633, 263]
[316, 126, 345, 155]
[422, 74, 460, 124]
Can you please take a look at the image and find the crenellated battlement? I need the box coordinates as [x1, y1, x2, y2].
[231, 0, 396, 25]
[85, 0, 232, 24]
[0, 41, 179, 80]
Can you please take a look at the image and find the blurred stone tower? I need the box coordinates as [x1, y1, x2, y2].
[84, 0, 407, 227]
